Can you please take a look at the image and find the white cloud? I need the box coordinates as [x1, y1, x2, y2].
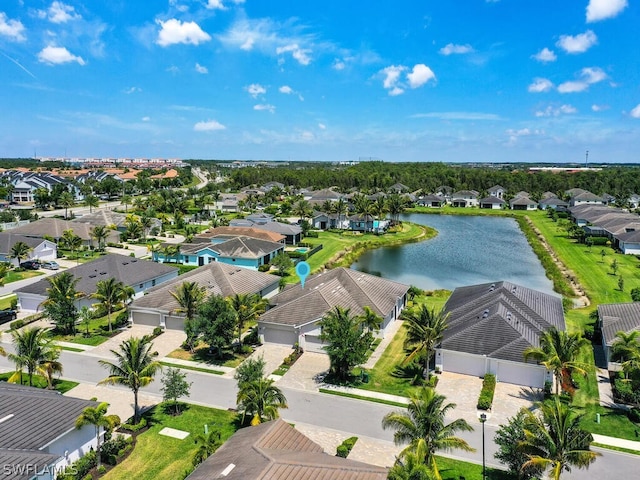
[558, 67, 607, 93]
[156, 19, 211, 47]
[246, 83, 266, 98]
[556, 30, 597, 54]
[528, 78, 553, 93]
[0, 12, 26, 41]
[591, 104, 609, 112]
[407, 64, 436, 88]
[630, 104, 640, 119]
[124, 86, 141, 94]
[206, 0, 226, 10]
[37, 45, 85, 65]
[535, 104, 577, 117]
[38, 1, 81, 24]
[166, 65, 180, 74]
[587, 0, 628, 22]
[142, 116, 151, 122]
[279, 85, 293, 94]
[411, 112, 501, 121]
[276, 43, 311, 65]
[532, 47, 556, 63]
[439, 43, 474, 55]
[332, 59, 345, 70]
[380, 65, 406, 91]
[254, 104, 275, 113]
[195, 62, 208, 74]
[194, 120, 226, 131]
[318, 123, 326, 130]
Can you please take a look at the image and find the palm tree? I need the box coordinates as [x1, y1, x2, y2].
[335, 197, 348, 229]
[611, 330, 640, 379]
[387, 439, 435, 480]
[140, 215, 154, 240]
[373, 196, 388, 221]
[359, 306, 382, 333]
[84, 194, 99, 213]
[228, 293, 267, 349]
[171, 281, 206, 322]
[520, 397, 600, 480]
[41, 271, 82, 335]
[10, 241, 32, 267]
[75, 402, 119, 470]
[382, 387, 474, 480]
[236, 377, 288, 426]
[99, 336, 161, 424]
[192, 430, 222, 466]
[92, 278, 126, 332]
[8, 326, 60, 387]
[91, 225, 109, 251]
[61, 229, 83, 263]
[387, 193, 407, 224]
[293, 199, 312, 222]
[37, 347, 63, 389]
[401, 306, 449, 376]
[0, 263, 8, 286]
[59, 191, 75, 219]
[523, 328, 591, 395]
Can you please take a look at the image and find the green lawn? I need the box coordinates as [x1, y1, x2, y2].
[0, 294, 17, 310]
[0, 372, 78, 394]
[49, 308, 126, 346]
[4, 270, 44, 284]
[159, 361, 224, 375]
[167, 344, 252, 368]
[103, 404, 238, 480]
[437, 456, 514, 480]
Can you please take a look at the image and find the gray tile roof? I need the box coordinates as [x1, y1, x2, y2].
[598, 303, 640, 347]
[8, 218, 120, 243]
[441, 281, 565, 363]
[259, 268, 408, 327]
[0, 233, 49, 256]
[131, 262, 280, 313]
[212, 236, 283, 259]
[479, 196, 505, 205]
[14, 253, 178, 297]
[196, 226, 285, 243]
[186, 419, 388, 480]
[0, 450, 60, 480]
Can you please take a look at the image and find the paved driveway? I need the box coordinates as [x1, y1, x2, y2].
[90, 324, 186, 358]
[276, 351, 330, 391]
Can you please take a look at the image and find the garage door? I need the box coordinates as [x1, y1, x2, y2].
[262, 326, 296, 347]
[441, 350, 486, 377]
[37, 248, 56, 261]
[165, 315, 185, 331]
[132, 311, 160, 327]
[303, 335, 325, 354]
[17, 294, 45, 312]
[497, 361, 545, 388]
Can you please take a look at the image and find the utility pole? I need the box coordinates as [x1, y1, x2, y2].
[585, 150, 589, 167]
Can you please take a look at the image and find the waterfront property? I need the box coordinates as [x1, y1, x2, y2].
[130, 262, 280, 330]
[436, 281, 565, 388]
[597, 302, 640, 369]
[257, 267, 408, 352]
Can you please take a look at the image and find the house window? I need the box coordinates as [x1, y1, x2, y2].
[139, 284, 143, 289]
[152, 279, 156, 286]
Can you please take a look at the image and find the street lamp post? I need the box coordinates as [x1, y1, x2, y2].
[480, 412, 487, 480]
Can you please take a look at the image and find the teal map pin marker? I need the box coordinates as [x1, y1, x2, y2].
[295, 261, 311, 288]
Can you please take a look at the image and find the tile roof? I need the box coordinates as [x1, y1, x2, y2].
[0, 233, 50, 255]
[441, 281, 565, 363]
[15, 253, 178, 297]
[0, 450, 60, 480]
[186, 419, 388, 480]
[259, 268, 408, 327]
[7, 218, 119, 242]
[130, 262, 280, 313]
[598, 303, 640, 347]
[196, 226, 285, 243]
[211, 237, 283, 259]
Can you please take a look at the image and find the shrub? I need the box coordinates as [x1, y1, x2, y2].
[10, 319, 24, 330]
[628, 408, 640, 423]
[97, 465, 106, 474]
[305, 230, 319, 238]
[244, 326, 261, 346]
[114, 310, 129, 328]
[120, 417, 147, 433]
[56, 450, 97, 479]
[477, 374, 496, 410]
[336, 436, 358, 458]
[153, 326, 164, 337]
[258, 264, 271, 272]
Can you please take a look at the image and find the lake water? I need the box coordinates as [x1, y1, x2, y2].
[351, 214, 556, 294]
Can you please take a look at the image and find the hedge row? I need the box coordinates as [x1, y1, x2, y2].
[336, 436, 358, 458]
[477, 374, 496, 410]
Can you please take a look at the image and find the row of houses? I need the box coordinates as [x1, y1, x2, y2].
[570, 203, 640, 254]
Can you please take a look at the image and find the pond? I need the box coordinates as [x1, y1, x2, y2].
[351, 213, 556, 294]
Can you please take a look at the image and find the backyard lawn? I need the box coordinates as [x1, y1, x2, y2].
[0, 294, 17, 310]
[102, 404, 238, 480]
[0, 372, 78, 394]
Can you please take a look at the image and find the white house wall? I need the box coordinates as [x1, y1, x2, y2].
[42, 424, 98, 480]
[620, 242, 640, 255]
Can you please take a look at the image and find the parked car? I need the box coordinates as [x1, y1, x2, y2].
[41, 261, 59, 270]
[19, 260, 41, 270]
[0, 309, 17, 325]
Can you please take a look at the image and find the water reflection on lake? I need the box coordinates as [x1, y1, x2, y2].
[351, 214, 555, 294]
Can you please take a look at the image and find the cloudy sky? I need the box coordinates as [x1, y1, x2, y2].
[1, 0, 639, 163]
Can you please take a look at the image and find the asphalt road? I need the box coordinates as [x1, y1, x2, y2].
[0, 346, 637, 478]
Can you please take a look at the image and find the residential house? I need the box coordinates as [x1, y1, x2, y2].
[437, 281, 565, 388]
[195, 226, 285, 244]
[565, 188, 588, 198]
[15, 253, 178, 312]
[451, 190, 479, 208]
[0, 233, 57, 263]
[8, 218, 120, 247]
[434, 185, 453, 201]
[509, 195, 538, 211]
[130, 262, 280, 330]
[539, 197, 569, 210]
[628, 194, 640, 209]
[220, 195, 240, 213]
[258, 267, 408, 353]
[229, 215, 302, 245]
[0, 383, 100, 480]
[71, 210, 161, 234]
[388, 182, 410, 193]
[262, 181, 285, 191]
[479, 196, 505, 210]
[186, 419, 388, 480]
[488, 185, 506, 199]
[310, 211, 348, 230]
[0, 170, 81, 203]
[348, 213, 388, 233]
[598, 303, 640, 369]
[570, 191, 605, 207]
[307, 188, 345, 206]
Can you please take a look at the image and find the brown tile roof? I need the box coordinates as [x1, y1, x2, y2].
[186, 419, 388, 480]
[197, 226, 285, 243]
[130, 262, 279, 313]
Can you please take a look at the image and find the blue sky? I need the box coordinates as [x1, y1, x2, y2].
[1, 0, 639, 163]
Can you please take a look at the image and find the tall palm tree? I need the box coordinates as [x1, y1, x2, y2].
[59, 191, 75, 219]
[99, 336, 161, 424]
[293, 199, 312, 222]
[84, 194, 99, 213]
[10, 241, 32, 267]
[192, 430, 222, 466]
[92, 278, 126, 332]
[41, 271, 82, 335]
[611, 330, 640, 379]
[387, 193, 406, 224]
[228, 293, 267, 348]
[236, 377, 288, 426]
[37, 347, 63, 389]
[382, 387, 474, 480]
[8, 326, 60, 387]
[387, 439, 435, 480]
[359, 306, 383, 333]
[91, 225, 109, 251]
[523, 328, 591, 395]
[75, 402, 117, 470]
[520, 397, 600, 480]
[334, 197, 348, 229]
[61, 229, 83, 263]
[373, 196, 388, 221]
[139, 215, 154, 241]
[401, 305, 449, 376]
[171, 281, 206, 322]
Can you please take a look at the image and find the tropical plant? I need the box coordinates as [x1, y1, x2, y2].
[41, 272, 82, 335]
[75, 402, 117, 469]
[387, 439, 436, 480]
[334, 197, 348, 229]
[160, 367, 192, 415]
[611, 330, 640, 379]
[84, 194, 99, 213]
[519, 397, 600, 480]
[401, 306, 449, 377]
[271, 252, 293, 276]
[8, 326, 60, 387]
[38, 347, 63, 389]
[234, 356, 266, 389]
[293, 199, 312, 222]
[92, 278, 126, 332]
[79, 306, 92, 336]
[387, 193, 407, 223]
[59, 190, 75, 219]
[236, 377, 288, 425]
[228, 293, 267, 349]
[91, 225, 109, 251]
[495, 409, 545, 479]
[192, 430, 222, 466]
[171, 281, 206, 323]
[61, 229, 83, 262]
[382, 387, 474, 480]
[197, 294, 237, 358]
[10, 241, 32, 266]
[98, 336, 161, 424]
[523, 328, 591, 395]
